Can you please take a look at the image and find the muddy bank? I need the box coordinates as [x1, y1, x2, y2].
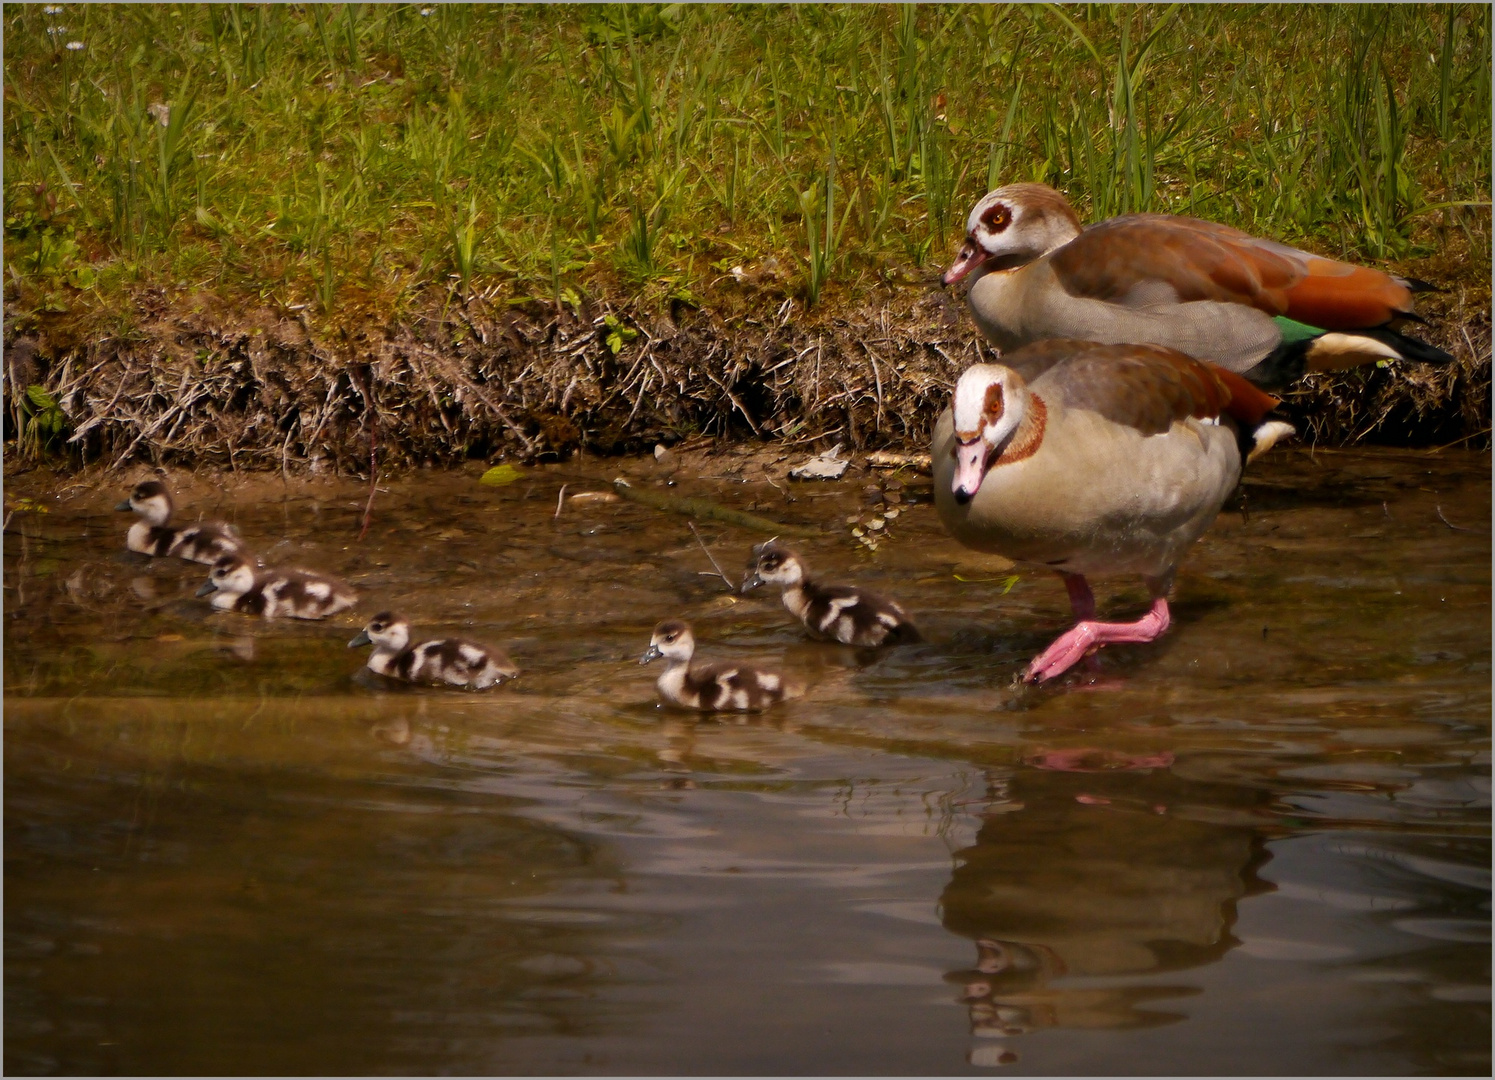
[3, 282, 1489, 476]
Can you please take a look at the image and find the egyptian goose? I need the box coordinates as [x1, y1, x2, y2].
[349, 612, 518, 688]
[741, 540, 920, 647]
[640, 619, 803, 711]
[943, 183, 1452, 387]
[196, 553, 356, 620]
[932, 339, 1291, 683]
[115, 480, 246, 565]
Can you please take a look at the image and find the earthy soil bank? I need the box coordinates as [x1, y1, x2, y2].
[3, 279, 1489, 478]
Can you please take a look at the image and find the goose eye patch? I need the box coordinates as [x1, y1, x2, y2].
[981, 204, 1012, 232]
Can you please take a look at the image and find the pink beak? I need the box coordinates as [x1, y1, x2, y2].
[943, 238, 987, 286]
[951, 439, 991, 503]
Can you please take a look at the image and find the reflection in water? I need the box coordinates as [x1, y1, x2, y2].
[942, 767, 1271, 1058]
[4, 449, 1490, 1074]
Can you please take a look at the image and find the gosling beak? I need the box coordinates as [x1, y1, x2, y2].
[114, 500, 133, 512]
[951, 438, 992, 504]
[195, 579, 218, 597]
[640, 643, 663, 665]
[740, 571, 764, 595]
[943, 237, 988, 286]
[348, 630, 371, 649]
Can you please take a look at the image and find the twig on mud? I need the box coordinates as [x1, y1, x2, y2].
[553, 483, 568, 520]
[1435, 504, 1474, 532]
[688, 521, 735, 592]
[612, 477, 820, 537]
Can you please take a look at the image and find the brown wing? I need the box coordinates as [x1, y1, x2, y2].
[1049, 215, 1412, 328]
[1026, 340, 1278, 436]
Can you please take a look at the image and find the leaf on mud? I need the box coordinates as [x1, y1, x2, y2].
[479, 464, 524, 486]
[953, 573, 1021, 594]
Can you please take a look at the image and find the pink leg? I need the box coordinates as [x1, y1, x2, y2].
[1060, 572, 1102, 672]
[1025, 596, 1172, 684]
[1060, 572, 1096, 620]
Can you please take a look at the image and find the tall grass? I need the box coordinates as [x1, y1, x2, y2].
[3, 3, 1489, 330]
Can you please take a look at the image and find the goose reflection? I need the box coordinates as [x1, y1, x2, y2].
[941, 762, 1272, 1055]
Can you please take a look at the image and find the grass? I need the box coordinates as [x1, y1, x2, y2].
[1, 5, 1490, 471]
[3, 3, 1489, 334]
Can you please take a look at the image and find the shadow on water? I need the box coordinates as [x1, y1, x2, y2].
[4, 446, 1490, 1074]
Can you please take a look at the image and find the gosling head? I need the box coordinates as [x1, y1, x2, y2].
[116, 479, 174, 526]
[943, 183, 1083, 286]
[641, 619, 695, 665]
[349, 611, 412, 652]
[741, 539, 805, 594]
[196, 552, 256, 597]
[950, 364, 1028, 504]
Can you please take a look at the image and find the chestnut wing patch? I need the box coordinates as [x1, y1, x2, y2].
[1050, 215, 1305, 314]
[1040, 342, 1276, 435]
[1050, 215, 1414, 329]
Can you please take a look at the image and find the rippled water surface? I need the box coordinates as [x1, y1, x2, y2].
[5, 447, 1490, 1075]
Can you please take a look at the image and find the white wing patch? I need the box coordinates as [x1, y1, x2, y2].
[819, 596, 859, 633]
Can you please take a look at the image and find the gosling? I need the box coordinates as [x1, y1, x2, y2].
[116, 480, 245, 565]
[196, 553, 356, 620]
[742, 540, 919, 647]
[640, 619, 803, 712]
[349, 612, 518, 689]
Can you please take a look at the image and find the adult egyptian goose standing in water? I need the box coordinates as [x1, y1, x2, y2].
[640, 619, 803, 712]
[932, 339, 1290, 683]
[741, 540, 920, 647]
[116, 480, 246, 564]
[943, 183, 1452, 388]
[196, 553, 356, 620]
[349, 612, 518, 689]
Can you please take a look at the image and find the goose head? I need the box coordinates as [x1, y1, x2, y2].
[349, 611, 412, 652]
[116, 479, 174, 526]
[943, 183, 1083, 286]
[641, 619, 695, 665]
[949, 364, 1030, 503]
[197, 553, 256, 597]
[741, 540, 805, 593]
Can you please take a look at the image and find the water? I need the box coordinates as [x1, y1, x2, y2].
[5, 446, 1489, 1075]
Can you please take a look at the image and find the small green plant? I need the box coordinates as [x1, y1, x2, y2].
[19, 385, 69, 458]
[603, 313, 637, 354]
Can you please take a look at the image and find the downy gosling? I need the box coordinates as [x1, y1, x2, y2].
[116, 480, 245, 564]
[640, 619, 803, 712]
[742, 540, 920, 647]
[197, 552, 356, 620]
[349, 612, 518, 689]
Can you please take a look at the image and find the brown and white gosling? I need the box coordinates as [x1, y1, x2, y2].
[349, 612, 518, 689]
[741, 540, 920, 647]
[116, 480, 246, 564]
[640, 619, 803, 712]
[196, 552, 356, 620]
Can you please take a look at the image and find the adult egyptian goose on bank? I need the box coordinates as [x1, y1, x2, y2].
[115, 480, 246, 564]
[741, 540, 920, 647]
[349, 612, 518, 689]
[943, 183, 1452, 388]
[932, 339, 1291, 683]
[640, 619, 803, 711]
[196, 553, 356, 620]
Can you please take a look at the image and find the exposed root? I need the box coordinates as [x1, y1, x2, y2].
[2, 281, 1488, 474]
